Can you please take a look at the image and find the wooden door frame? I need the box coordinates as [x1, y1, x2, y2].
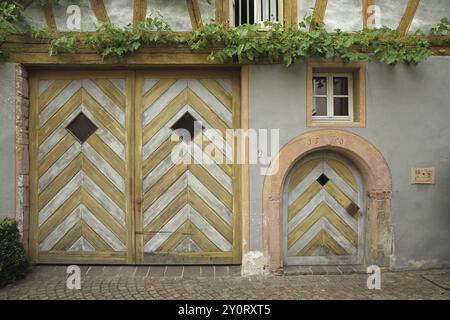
[28, 70, 136, 264]
[133, 68, 243, 264]
[27, 67, 249, 266]
[282, 150, 366, 266]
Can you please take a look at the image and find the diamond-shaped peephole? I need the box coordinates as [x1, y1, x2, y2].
[171, 112, 202, 141]
[66, 113, 98, 144]
[316, 173, 330, 186]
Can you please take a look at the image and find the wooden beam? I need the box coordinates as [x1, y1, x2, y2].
[17, 0, 33, 9]
[398, 0, 421, 37]
[89, 0, 110, 23]
[362, 0, 376, 29]
[215, 0, 229, 25]
[310, 0, 328, 31]
[187, 0, 203, 30]
[284, 0, 298, 29]
[133, 0, 147, 27]
[43, 5, 56, 29]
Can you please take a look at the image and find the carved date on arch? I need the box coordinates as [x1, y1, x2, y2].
[330, 136, 344, 145]
[306, 136, 344, 146]
[307, 137, 320, 146]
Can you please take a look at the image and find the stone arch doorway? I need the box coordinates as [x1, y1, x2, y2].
[283, 151, 365, 266]
[262, 130, 392, 272]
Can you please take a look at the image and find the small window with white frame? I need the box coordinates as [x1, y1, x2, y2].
[312, 73, 353, 122]
[231, 0, 283, 27]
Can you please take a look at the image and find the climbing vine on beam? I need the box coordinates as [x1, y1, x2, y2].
[1, 1, 449, 65]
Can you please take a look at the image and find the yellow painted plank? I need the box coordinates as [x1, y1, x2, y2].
[38, 189, 82, 242]
[82, 221, 113, 251]
[187, 88, 228, 134]
[190, 221, 221, 252]
[51, 220, 82, 251]
[144, 190, 189, 243]
[189, 164, 233, 211]
[82, 190, 127, 244]
[38, 89, 82, 144]
[38, 154, 82, 210]
[325, 158, 358, 191]
[142, 163, 188, 211]
[288, 181, 321, 221]
[142, 137, 180, 177]
[157, 222, 190, 253]
[196, 135, 233, 177]
[87, 134, 126, 178]
[82, 157, 126, 212]
[92, 79, 126, 109]
[142, 79, 177, 112]
[288, 159, 321, 193]
[142, 88, 188, 144]
[82, 88, 126, 144]
[38, 79, 72, 112]
[288, 202, 357, 248]
[38, 133, 75, 175]
[323, 180, 358, 218]
[296, 229, 323, 256]
[188, 187, 233, 243]
[199, 79, 232, 112]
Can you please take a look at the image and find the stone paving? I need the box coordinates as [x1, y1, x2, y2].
[0, 266, 449, 300]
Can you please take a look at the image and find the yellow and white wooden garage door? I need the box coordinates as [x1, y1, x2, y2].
[29, 70, 241, 265]
[284, 152, 365, 265]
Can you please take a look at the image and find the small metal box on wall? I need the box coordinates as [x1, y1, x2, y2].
[410, 168, 436, 185]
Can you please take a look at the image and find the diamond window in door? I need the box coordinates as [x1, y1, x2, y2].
[66, 112, 97, 144]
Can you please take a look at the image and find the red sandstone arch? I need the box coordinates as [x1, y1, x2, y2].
[262, 130, 393, 271]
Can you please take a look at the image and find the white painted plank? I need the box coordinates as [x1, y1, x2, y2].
[142, 78, 159, 96]
[142, 80, 188, 127]
[38, 143, 81, 194]
[83, 143, 125, 193]
[144, 205, 189, 252]
[188, 79, 233, 127]
[38, 172, 82, 227]
[83, 174, 126, 227]
[38, 106, 82, 160]
[39, 206, 81, 251]
[39, 80, 55, 96]
[143, 172, 188, 228]
[188, 142, 232, 193]
[83, 80, 125, 127]
[189, 206, 232, 251]
[82, 106, 125, 160]
[143, 143, 188, 192]
[188, 172, 233, 226]
[39, 80, 82, 128]
[81, 204, 126, 251]
[324, 162, 359, 203]
[288, 163, 324, 206]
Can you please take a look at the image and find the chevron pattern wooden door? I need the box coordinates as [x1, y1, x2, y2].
[135, 71, 241, 264]
[30, 71, 134, 264]
[284, 153, 364, 265]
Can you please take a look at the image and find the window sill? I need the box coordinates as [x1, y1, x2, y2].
[308, 120, 365, 128]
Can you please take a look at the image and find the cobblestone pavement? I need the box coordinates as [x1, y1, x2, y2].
[0, 266, 449, 300]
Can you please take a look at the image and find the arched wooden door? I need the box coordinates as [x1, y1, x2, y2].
[284, 152, 365, 265]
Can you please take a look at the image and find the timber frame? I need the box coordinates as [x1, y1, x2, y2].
[5, 0, 450, 65]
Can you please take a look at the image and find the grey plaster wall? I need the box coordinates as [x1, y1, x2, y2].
[0, 63, 16, 219]
[248, 57, 450, 269]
